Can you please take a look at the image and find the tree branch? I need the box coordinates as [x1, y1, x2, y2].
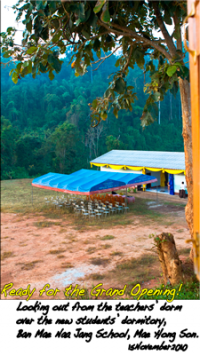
[152, 1, 177, 57]
[173, 13, 182, 52]
[97, 19, 172, 62]
[122, 45, 133, 73]
[93, 45, 121, 65]
[77, 31, 110, 51]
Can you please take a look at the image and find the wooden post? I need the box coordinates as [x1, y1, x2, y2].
[188, 0, 200, 279]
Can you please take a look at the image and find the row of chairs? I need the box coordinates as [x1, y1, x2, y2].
[72, 200, 129, 218]
[44, 195, 129, 218]
[44, 196, 75, 209]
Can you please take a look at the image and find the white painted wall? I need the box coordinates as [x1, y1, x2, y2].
[100, 167, 143, 174]
[174, 173, 187, 193]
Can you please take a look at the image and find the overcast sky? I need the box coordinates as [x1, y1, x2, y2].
[1, 0, 24, 43]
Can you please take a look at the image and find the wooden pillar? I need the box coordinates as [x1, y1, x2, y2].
[188, 0, 200, 279]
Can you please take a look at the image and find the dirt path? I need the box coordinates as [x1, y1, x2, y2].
[1, 205, 190, 300]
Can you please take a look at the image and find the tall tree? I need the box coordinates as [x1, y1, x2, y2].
[0, 1, 192, 241]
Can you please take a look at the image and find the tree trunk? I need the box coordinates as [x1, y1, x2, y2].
[155, 233, 184, 285]
[178, 78, 194, 260]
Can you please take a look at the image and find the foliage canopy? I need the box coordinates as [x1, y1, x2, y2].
[1, 0, 188, 127]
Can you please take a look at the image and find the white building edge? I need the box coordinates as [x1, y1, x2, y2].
[90, 150, 186, 195]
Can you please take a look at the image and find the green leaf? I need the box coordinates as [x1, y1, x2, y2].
[113, 107, 118, 118]
[114, 77, 126, 94]
[12, 72, 18, 84]
[174, 62, 182, 68]
[82, 30, 90, 39]
[166, 65, 177, 77]
[22, 16, 32, 25]
[27, 20, 32, 33]
[21, 63, 31, 76]
[180, 66, 189, 80]
[52, 31, 61, 43]
[3, 51, 12, 58]
[36, 1, 45, 10]
[52, 19, 59, 30]
[40, 63, 47, 73]
[49, 71, 54, 81]
[170, 81, 179, 97]
[173, 28, 181, 40]
[164, 11, 172, 25]
[93, 0, 106, 14]
[23, 60, 31, 67]
[140, 111, 154, 127]
[49, 1, 56, 10]
[75, 18, 82, 26]
[92, 99, 98, 109]
[7, 27, 14, 34]
[101, 111, 107, 120]
[48, 54, 62, 73]
[27, 61, 32, 74]
[41, 26, 49, 41]
[93, 38, 100, 52]
[132, 47, 144, 69]
[96, 49, 101, 59]
[9, 68, 15, 76]
[26, 47, 37, 55]
[101, 4, 110, 23]
[152, 92, 161, 102]
[78, 2, 85, 16]
[88, 12, 98, 27]
[16, 62, 22, 71]
[115, 58, 120, 67]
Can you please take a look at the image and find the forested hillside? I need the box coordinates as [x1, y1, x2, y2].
[1, 53, 183, 180]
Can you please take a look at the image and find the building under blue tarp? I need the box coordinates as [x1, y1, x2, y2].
[32, 169, 157, 195]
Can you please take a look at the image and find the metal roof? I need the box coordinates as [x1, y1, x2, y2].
[91, 150, 185, 170]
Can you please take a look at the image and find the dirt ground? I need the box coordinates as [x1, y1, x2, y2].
[1, 200, 191, 300]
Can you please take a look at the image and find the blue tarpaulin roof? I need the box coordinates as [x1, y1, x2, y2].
[32, 169, 157, 195]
